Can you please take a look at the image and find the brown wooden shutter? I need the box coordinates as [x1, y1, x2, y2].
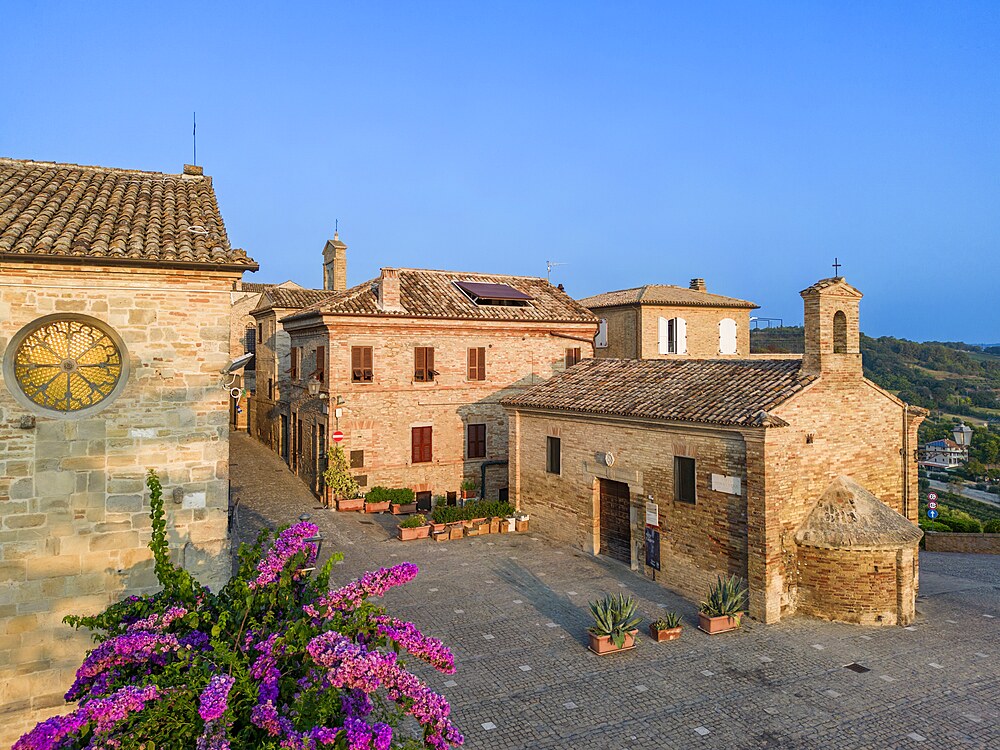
[427, 347, 434, 380]
[411, 426, 432, 463]
[468, 424, 486, 458]
[473, 347, 486, 380]
[351, 347, 361, 381]
[415, 347, 425, 381]
[467, 348, 477, 380]
[363, 347, 373, 381]
[316, 346, 325, 382]
[290, 347, 299, 379]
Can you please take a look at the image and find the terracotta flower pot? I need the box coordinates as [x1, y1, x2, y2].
[433, 531, 448, 543]
[515, 519, 529, 533]
[448, 526, 464, 541]
[391, 502, 417, 515]
[461, 490, 475, 500]
[698, 612, 741, 635]
[397, 525, 431, 541]
[364, 501, 390, 514]
[588, 629, 638, 655]
[336, 497, 364, 512]
[649, 624, 682, 642]
[429, 522, 446, 534]
[489, 518, 501, 534]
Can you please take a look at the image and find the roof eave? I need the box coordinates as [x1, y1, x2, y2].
[0, 252, 258, 274]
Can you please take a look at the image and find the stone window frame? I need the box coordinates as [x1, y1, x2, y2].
[2, 313, 131, 421]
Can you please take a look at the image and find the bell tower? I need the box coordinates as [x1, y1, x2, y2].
[322, 232, 347, 291]
[800, 276, 863, 378]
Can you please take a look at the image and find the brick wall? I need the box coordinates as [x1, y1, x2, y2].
[592, 306, 639, 359]
[924, 532, 1000, 554]
[0, 262, 237, 746]
[639, 305, 751, 359]
[508, 408, 751, 604]
[767, 377, 917, 619]
[796, 545, 917, 625]
[282, 317, 597, 502]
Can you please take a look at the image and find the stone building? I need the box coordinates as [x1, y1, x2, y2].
[504, 277, 925, 626]
[249, 286, 336, 460]
[0, 157, 256, 744]
[229, 280, 304, 431]
[579, 279, 758, 359]
[278, 267, 599, 505]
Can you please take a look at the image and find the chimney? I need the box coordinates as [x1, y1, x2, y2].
[377, 268, 404, 312]
[689, 278, 706, 292]
[322, 232, 348, 292]
[182, 164, 203, 176]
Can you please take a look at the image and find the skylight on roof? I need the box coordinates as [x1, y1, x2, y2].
[454, 281, 534, 307]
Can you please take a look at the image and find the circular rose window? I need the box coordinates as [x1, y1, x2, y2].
[4, 315, 128, 417]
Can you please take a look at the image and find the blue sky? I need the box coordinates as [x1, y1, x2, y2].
[2, 2, 997, 342]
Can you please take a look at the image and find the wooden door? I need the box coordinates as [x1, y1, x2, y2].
[599, 479, 631, 564]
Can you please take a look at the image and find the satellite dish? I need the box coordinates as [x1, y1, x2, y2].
[224, 353, 255, 373]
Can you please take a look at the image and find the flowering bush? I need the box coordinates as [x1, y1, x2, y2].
[16, 469, 463, 750]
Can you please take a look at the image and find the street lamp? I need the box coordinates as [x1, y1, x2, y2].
[953, 422, 973, 447]
[307, 378, 321, 397]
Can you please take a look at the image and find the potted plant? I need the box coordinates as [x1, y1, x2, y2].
[460, 479, 478, 500]
[397, 514, 431, 541]
[649, 612, 682, 642]
[588, 593, 641, 655]
[698, 574, 748, 635]
[430, 504, 462, 534]
[387, 488, 417, 515]
[515, 513, 529, 533]
[323, 445, 362, 511]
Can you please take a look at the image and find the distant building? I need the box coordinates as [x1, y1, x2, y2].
[276, 263, 599, 505]
[504, 276, 925, 627]
[919, 423, 973, 469]
[579, 279, 759, 359]
[0, 157, 256, 745]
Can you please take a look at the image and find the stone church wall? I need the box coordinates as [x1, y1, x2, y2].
[0, 263, 236, 746]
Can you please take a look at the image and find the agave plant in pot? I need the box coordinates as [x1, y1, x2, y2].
[587, 593, 641, 655]
[698, 574, 748, 634]
[649, 611, 683, 642]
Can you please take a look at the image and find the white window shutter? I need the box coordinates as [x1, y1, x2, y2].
[676, 317, 687, 354]
[595, 318, 608, 349]
[658, 317, 669, 354]
[719, 318, 737, 354]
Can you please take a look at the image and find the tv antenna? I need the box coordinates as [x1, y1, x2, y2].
[546, 260, 567, 282]
[192, 112, 197, 166]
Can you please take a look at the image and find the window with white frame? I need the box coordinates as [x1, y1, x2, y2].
[719, 318, 738, 355]
[594, 318, 608, 349]
[658, 316, 687, 355]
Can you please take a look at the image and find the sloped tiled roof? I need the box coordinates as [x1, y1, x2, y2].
[254, 287, 335, 314]
[502, 358, 813, 426]
[240, 282, 277, 293]
[925, 439, 962, 449]
[795, 476, 923, 550]
[284, 269, 597, 324]
[579, 284, 757, 309]
[0, 157, 256, 270]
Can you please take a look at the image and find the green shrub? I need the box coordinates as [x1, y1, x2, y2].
[430, 505, 465, 524]
[322, 445, 359, 500]
[940, 516, 982, 533]
[398, 514, 428, 529]
[919, 520, 952, 532]
[430, 500, 514, 523]
[984, 519, 1000, 534]
[364, 486, 415, 505]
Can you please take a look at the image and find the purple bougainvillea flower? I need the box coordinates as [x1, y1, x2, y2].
[249, 522, 319, 590]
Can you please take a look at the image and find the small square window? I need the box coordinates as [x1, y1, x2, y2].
[546, 436, 561, 475]
[350, 450, 365, 469]
[356, 474, 368, 487]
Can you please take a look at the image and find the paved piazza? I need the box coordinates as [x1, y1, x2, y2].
[231, 434, 999, 749]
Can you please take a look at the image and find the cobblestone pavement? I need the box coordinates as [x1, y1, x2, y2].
[231, 433, 1000, 750]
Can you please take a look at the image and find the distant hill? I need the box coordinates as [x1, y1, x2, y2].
[750, 327, 1000, 419]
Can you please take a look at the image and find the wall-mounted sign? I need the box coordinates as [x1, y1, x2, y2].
[711, 473, 742, 495]
[603, 451, 615, 467]
[645, 500, 659, 527]
[332, 430, 344, 443]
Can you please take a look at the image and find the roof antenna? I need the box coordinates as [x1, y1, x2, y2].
[546, 260, 567, 282]
[335, 218, 339, 239]
[192, 112, 197, 166]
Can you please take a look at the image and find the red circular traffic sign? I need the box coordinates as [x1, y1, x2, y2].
[928, 501, 938, 509]
[927, 492, 938, 501]
[332, 430, 344, 443]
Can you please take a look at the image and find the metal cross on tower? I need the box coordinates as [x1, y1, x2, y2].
[833, 257, 842, 276]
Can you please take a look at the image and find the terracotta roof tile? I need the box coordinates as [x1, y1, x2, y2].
[579, 284, 757, 309]
[284, 268, 597, 324]
[800, 277, 862, 297]
[502, 357, 814, 426]
[0, 157, 256, 270]
[255, 287, 336, 313]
